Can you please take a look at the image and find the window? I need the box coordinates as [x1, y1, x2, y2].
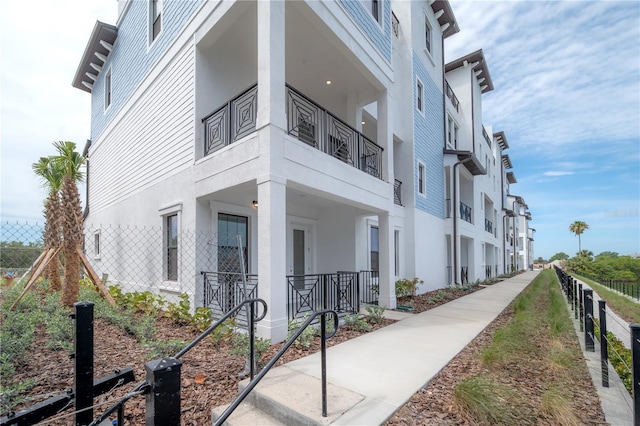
[150, 0, 162, 43]
[104, 69, 111, 110]
[416, 79, 424, 113]
[370, 226, 379, 271]
[218, 213, 249, 273]
[165, 213, 178, 281]
[424, 15, 432, 53]
[363, 0, 381, 23]
[394, 230, 400, 276]
[94, 232, 100, 258]
[418, 161, 426, 196]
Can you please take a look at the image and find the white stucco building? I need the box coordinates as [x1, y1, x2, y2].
[73, 0, 532, 342]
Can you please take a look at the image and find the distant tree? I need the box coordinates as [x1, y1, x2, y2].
[52, 141, 85, 307]
[0, 241, 43, 270]
[536, 256, 546, 264]
[578, 250, 594, 260]
[549, 252, 569, 262]
[569, 221, 589, 253]
[32, 156, 63, 291]
[596, 251, 619, 259]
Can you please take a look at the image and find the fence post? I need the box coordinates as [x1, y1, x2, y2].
[573, 280, 578, 317]
[631, 324, 640, 426]
[584, 289, 594, 352]
[74, 301, 94, 426]
[579, 283, 584, 331]
[598, 300, 609, 387]
[145, 357, 182, 426]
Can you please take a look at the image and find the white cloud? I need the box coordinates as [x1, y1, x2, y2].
[543, 171, 573, 177]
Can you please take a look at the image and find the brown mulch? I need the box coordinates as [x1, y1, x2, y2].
[7, 283, 606, 425]
[395, 285, 485, 314]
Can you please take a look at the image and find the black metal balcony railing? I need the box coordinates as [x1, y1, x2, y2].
[287, 272, 359, 322]
[394, 179, 402, 206]
[445, 81, 459, 112]
[460, 202, 472, 223]
[482, 126, 492, 147]
[460, 266, 469, 285]
[203, 84, 258, 156]
[484, 218, 493, 234]
[485, 265, 492, 279]
[391, 12, 399, 37]
[203, 272, 259, 328]
[286, 84, 383, 180]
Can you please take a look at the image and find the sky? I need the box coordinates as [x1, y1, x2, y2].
[1, 0, 639, 260]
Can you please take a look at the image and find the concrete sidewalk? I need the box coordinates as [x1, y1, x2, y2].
[280, 270, 537, 425]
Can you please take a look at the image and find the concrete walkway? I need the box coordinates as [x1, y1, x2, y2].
[280, 271, 538, 425]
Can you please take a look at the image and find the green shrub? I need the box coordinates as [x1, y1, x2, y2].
[165, 293, 192, 324]
[364, 304, 385, 324]
[395, 277, 422, 298]
[230, 331, 271, 366]
[45, 310, 74, 351]
[208, 318, 236, 345]
[144, 338, 189, 359]
[287, 316, 316, 349]
[343, 313, 372, 332]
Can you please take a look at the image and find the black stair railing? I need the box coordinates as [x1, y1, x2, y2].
[214, 309, 339, 426]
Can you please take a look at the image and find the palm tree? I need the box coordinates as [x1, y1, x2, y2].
[569, 220, 589, 254]
[52, 141, 85, 307]
[32, 156, 63, 291]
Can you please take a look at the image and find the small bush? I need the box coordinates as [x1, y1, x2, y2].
[453, 376, 516, 424]
[208, 317, 236, 345]
[364, 304, 385, 324]
[165, 293, 192, 324]
[343, 313, 372, 332]
[395, 277, 422, 298]
[144, 338, 189, 359]
[230, 331, 271, 366]
[287, 316, 316, 350]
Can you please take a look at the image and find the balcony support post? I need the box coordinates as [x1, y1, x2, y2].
[377, 90, 392, 184]
[257, 0, 286, 130]
[377, 212, 396, 309]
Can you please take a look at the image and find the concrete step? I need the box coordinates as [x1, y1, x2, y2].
[212, 401, 285, 426]
[212, 366, 365, 426]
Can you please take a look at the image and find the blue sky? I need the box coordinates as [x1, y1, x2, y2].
[446, 0, 640, 259]
[1, 1, 639, 260]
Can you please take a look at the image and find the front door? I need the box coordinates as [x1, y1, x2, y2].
[288, 222, 314, 277]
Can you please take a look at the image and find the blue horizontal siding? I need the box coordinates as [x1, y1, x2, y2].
[413, 52, 444, 219]
[340, 0, 392, 64]
[91, 0, 201, 140]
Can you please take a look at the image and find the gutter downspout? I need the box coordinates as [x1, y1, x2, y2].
[452, 156, 473, 285]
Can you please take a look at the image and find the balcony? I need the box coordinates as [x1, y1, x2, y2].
[484, 218, 493, 234]
[460, 202, 472, 223]
[445, 81, 459, 112]
[482, 126, 492, 147]
[202, 84, 384, 181]
[394, 179, 402, 206]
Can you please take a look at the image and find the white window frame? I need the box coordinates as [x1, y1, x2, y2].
[362, 0, 382, 25]
[424, 13, 432, 54]
[149, 0, 163, 46]
[418, 161, 426, 197]
[93, 230, 101, 259]
[104, 68, 112, 111]
[394, 229, 400, 277]
[447, 115, 459, 149]
[160, 203, 182, 286]
[416, 78, 424, 114]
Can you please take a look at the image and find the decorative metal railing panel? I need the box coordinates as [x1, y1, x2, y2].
[485, 265, 492, 279]
[393, 179, 402, 206]
[203, 271, 258, 327]
[485, 218, 493, 234]
[482, 126, 492, 147]
[392, 12, 399, 37]
[286, 84, 383, 180]
[461, 266, 469, 284]
[445, 81, 459, 112]
[460, 201, 472, 223]
[360, 270, 379, 304]
[287, 272, 360, 321]
[203, 84, 258, 156]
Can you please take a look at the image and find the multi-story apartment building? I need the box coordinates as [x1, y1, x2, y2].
[72, 0, 531, 342]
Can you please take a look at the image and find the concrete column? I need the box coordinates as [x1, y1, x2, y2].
[378, 212, 396, 309]
[257, 0, 286, 130]
[257, 175, 288, 343]
[377, 90, 393, 184]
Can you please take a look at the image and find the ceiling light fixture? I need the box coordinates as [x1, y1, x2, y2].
[252, 200, 258, 208]
[326, 80, 332, 85]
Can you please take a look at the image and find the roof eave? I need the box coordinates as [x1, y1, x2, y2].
[445, 49, 494, 93]
[72, 21, 118, 93]
[431, 0, 460, 39]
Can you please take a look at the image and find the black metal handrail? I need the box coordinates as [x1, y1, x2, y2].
[90, 298, 267, 426]
[215, 309, 339, 425]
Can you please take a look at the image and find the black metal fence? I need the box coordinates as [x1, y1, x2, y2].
[577, 271, 640, 300]
[554, 267, 638, 424]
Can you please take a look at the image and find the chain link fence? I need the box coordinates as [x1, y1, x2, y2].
[0, 221, 45, 277]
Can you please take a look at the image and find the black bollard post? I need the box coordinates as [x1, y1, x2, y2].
[630, 324, 640, 426]
[145, 357, 182, 426]
[579, 283, 584, 331]
[599, 300, 609, 387]
[584, 289, 594, 352]
[74, 302, 94, 426]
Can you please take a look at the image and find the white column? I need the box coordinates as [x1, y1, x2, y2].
[377, 90, 393, 184]
[257, 175, 288, 343]
[257, 0, 286, 130]
[347, 91, 362, 131]
[378, 212, 396, 309]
